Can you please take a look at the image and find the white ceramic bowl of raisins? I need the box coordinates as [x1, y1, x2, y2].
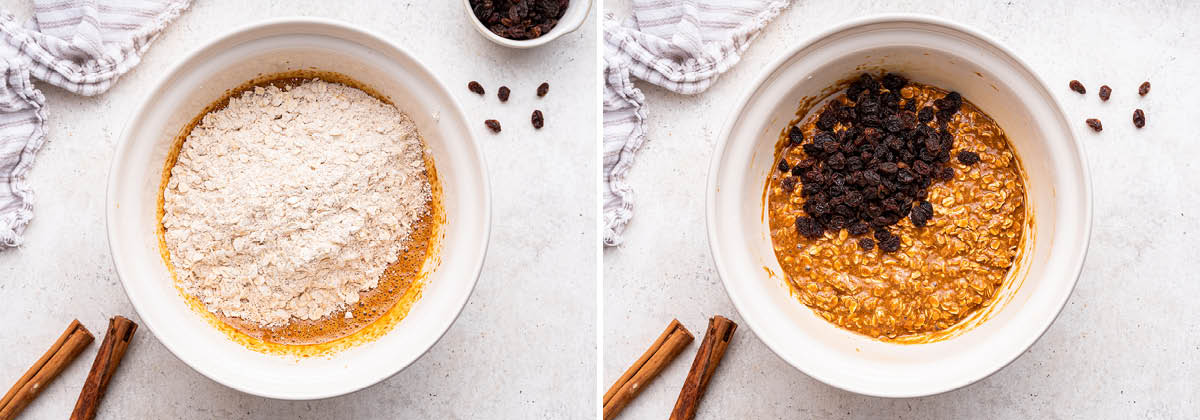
[464, 0, 592, 48]
[707, 14, 1092, 397]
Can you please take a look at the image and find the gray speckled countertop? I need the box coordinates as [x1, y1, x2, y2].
[603, 1, 1199, 418]
[0, 1, 595, 418]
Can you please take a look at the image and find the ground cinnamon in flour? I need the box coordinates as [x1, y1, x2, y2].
[161, 79, 431, 328]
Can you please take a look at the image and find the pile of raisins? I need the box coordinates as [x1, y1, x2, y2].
[783, 73, 972, 253]
[469, 0, 568, 41]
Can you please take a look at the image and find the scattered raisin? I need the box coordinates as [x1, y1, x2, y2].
[1138, 81, 1150, 96]
[956, 151, 980, 165]
[468, 81, 485, 95]
[484, 119, 501, 132]
[531, 110, 544, 129]
[1098, 85, 1111, 101]
[1069, 80, 1086, 94]
[498, 86, 511, 102]
[1086, 118, 1103, 132]
[1133, 109, 1145, 128]
[857, 237, 875, 251]
[537, 82, 550, 97]
[778, 159, 790, 173]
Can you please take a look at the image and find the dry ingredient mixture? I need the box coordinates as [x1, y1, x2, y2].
[162, 79, 432, 328]
[767, 73, 1028, 340]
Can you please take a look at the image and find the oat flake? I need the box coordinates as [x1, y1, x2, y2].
[162, 80, 431, 327]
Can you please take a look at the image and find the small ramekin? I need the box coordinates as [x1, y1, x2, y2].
[463, 0, 592, 48]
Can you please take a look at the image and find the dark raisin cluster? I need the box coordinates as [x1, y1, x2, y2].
[470, 0, 568, 41]
[782, 73, 973, 252]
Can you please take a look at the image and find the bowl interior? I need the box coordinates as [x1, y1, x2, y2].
[107, 20, 489, 399]
[708, 17, 1089, 397]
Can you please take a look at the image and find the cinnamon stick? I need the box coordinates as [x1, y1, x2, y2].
[71, 316, 138, 420]
[0, 320, 94, 420]
[603, 319, 693, 420]
[669, 315, 737, 420]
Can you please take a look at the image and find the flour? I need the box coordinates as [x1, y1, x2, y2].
[162, 80, 431, 327]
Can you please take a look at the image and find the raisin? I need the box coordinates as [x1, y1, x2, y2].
[1138, 81, 1150, 96]
[788, 126, 804, 145]
[828, 215, 848, 230]
[816, 133, 839, 154]
[1133, 109, 1145, 128]
[804, 199, 831, 216]
[484, 119, 501, 132]
[778, 159, 790, 173]
[817, 109, 839, 130]
[468, 81, 485, 95]
[913, 160, 932, 176]
[781, 177, 797, 193]
[848, 220, 870, 236]
[1069, 80, 1086, 94]
[878, 162, 898, 174]
[795, 216, 823, 239]
[910, 200, 933, 227]
[857, 237, 876, 251]
[873, 229, 893, 242]
[938, 166, 954, 181]
[878, 235, 901, 252]
[1098, 85, 1111, 101]
[882, 73, 907, 91]
[1086, 118, 1103, 132]
[498, 86, 511, 102]
[884, 114, 904, 133]
[531, 110, 544, 129]
[957, 151, 980, 165]
[537, 82, 550, 97]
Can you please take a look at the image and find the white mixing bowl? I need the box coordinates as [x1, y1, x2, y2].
[106, 18, 490, 399]
[707, 15, 1091, 397]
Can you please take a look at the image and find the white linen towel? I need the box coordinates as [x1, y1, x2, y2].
[602, 0, 789, 246]
[0, 0, 190, 248]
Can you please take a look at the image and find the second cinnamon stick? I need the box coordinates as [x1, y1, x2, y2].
[669, 315, 737, 420]
[71, 316, 138, 420]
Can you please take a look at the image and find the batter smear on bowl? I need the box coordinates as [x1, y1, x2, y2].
[766, 73, 1030, 341]
[159, 73, 441, 350]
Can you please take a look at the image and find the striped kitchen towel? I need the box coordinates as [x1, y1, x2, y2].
[602, 0, 789, 246]
[0, 0, 190, 248]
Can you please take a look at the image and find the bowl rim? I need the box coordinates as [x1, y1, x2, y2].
[705, 13, 1093, 398]
[105, 16, 492, 400]
[461, 0, 593, 48]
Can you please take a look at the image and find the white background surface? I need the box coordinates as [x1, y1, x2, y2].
[604, 1, 1199, 419]
[0, 1, 596, 419]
